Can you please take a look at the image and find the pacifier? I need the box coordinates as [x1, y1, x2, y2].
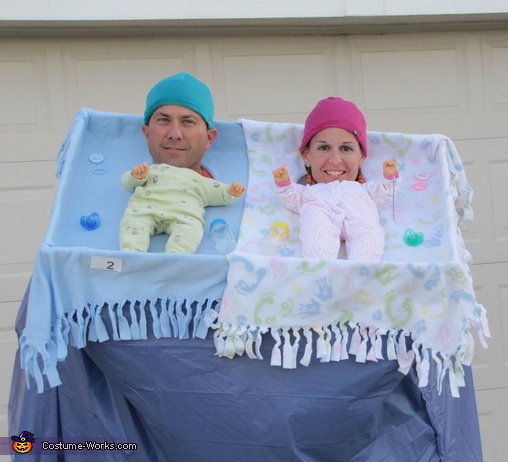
[414, 172, 431, 181]
[403, 228, 424, 247]
[80, 212, 101, 230]
[412, 172, 430, 190]
[89, 153, 107, 174]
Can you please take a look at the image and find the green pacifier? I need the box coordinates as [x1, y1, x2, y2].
[403, 228, 424, 247]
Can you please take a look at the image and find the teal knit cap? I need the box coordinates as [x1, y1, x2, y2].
[143, 73, 215, 128]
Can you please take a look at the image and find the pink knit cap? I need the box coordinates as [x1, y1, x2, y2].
[299, 97, 368, 156]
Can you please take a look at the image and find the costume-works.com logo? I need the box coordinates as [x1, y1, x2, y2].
[11, 431, 35, 453]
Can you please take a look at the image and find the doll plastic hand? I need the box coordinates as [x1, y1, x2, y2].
[272, 166, 290, 183]
[131, 162, 149, 180]
[383, 159, 398, 178]
[228, 182, 247, 197]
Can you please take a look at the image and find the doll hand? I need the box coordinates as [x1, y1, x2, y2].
[272, 166, 290, 183]
[228, 182, 247, 197]
[383, 159, 398, 177]
[131, 162, 149, 180]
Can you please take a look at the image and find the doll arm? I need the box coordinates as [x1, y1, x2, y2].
[121, 163, 148, 193]
[227, 182, 247, 198]
[272, 166, 291, 185]
[203, 178, 245, 206]
[131, 162, 150, 180]
[383, 159, 399, 179]
[364, 159, 401, 208]
[272, 168, 306, 214]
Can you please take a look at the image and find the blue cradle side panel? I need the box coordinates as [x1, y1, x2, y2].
[48, 109, 248, 253]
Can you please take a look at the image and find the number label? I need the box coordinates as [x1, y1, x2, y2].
[90, 256, 123, 272]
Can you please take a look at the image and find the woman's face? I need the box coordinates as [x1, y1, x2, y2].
[301, 127, 365, 184]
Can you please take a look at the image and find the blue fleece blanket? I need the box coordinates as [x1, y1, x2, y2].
[19, 109, 247, 392]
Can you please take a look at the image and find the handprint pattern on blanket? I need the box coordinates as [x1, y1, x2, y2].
[215, 120, 488, 397]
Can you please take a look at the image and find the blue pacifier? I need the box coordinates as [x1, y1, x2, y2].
[80, 212, 101, 230]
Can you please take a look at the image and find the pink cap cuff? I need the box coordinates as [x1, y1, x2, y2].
[275, 179, 292, 187]
[383, 172, 400, 180]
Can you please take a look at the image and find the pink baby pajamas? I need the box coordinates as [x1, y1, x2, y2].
[275, 177, 400, 260]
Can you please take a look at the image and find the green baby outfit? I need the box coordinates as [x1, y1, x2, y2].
[120, 164, 237, 253]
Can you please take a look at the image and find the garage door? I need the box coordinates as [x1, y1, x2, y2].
[1, 31, 507, 461]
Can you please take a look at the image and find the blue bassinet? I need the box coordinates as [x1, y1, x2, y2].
[9, 109, 486, 461]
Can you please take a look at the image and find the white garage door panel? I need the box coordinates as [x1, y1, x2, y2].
[457, 138, 508, 264]
[347, 33, 476, 142]
[360, 49, 463, 110]
[0, 188, 54, 264]
[0, 60, 40, 125]
[1, 161, 56, 189]
[352, 32, 508, 143]
[0, 30, 507, 461]
[476, 388, 508, 462]
[471, 262, 508, 462]
[482, 35, 508, 113]
[0, 44, 55, 161]
[222, 54, 327, 115]
[60, 39, 198, 119]
[471, 263, 508, 391]
[490, 161, 508, 243]
[0, 281, 31, 317]
[211, 38, 337, 121]
[349, 35, 470, 117]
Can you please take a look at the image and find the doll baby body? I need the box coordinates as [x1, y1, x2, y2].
[120, 163, 240, 253]
[275, 177, 399, 260]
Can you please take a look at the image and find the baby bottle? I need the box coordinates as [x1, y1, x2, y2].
[210, 219, 237, 254]
[259, 222, 290, 256]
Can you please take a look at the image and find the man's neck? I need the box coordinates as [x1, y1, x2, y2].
[201, 166, 213, 178]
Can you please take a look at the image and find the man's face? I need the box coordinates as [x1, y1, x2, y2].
[142, 105, 218, 173]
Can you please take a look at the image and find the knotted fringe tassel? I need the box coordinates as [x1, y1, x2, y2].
[213, 321, 476, 397]
[65, 297, 218, 347]
[23, 298, 218, 394]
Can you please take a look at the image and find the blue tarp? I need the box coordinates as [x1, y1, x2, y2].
[9, 287, 484, 461]
[9, 288, 483, 461]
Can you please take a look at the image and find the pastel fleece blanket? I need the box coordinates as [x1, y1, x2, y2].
[214, 119, 489, 397]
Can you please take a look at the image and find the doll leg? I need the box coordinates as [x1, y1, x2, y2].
[343, 202, 384, 261]
[164, 218, 204, 254]
[299, 203, 343, 260]
[119, 212, 154, 252]
[344, 225, 384, 260]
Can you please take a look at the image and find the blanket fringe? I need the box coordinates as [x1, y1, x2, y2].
[213, 321, 477, 397]
[69, 298, 219, 345]
[21, 298, 219, 393]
